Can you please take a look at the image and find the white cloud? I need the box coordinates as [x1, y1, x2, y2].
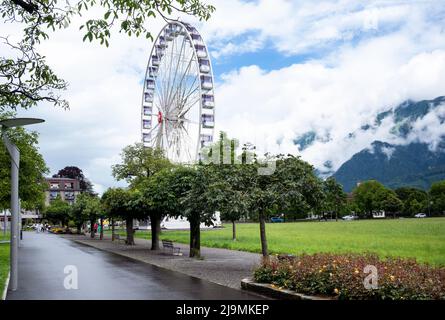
[194, 0, 442, 58]
[1, 0, 444, 194]
[215, 35, 445, 171]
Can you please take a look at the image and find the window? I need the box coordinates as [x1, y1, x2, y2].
[50, 183, 59, 189]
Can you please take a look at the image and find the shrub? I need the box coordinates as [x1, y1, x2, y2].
[253, 253, 445, 300]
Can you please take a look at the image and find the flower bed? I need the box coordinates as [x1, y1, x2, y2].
[253, 253, 445, 300]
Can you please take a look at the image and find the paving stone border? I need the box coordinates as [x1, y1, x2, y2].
[241, 278, 335, 300]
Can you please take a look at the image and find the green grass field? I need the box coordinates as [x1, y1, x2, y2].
[119, 218, 445, 265]
[0, 242, 9, 297]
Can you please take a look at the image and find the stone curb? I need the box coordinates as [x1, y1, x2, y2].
[241, 278, 335, 300]
[2, 272, 10, 300]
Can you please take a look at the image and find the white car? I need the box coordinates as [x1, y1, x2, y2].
[414, 213, 427, 218]
[342, 215, 357, 221]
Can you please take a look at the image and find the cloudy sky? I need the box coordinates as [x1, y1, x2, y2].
[6, 0, 445, 193]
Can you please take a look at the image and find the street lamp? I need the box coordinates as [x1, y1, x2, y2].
[0, 118, 44, 291]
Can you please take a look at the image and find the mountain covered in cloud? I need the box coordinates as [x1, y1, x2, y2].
[329, 97, 445, 191]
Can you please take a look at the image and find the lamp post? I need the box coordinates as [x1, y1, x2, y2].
[0, 118, 44, 291]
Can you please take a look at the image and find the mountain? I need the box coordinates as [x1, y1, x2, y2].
[333, 140, 445, 192]
[332, 97, 445, 192]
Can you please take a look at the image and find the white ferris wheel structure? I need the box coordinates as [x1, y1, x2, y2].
[140, 21, 215, 163]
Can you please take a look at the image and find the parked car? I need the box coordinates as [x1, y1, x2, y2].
[342, 215, 358, 221]
[270, 217, 284, 223]
[414, 213, 427, 218]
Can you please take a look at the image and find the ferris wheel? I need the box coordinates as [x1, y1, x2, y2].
[140, 21, 215, 163]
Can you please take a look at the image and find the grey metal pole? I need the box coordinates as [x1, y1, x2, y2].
[2, 134, 19, 291]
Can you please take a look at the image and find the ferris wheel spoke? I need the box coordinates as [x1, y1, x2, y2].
[168, 53, 196, 110]
[179, 95, 201, 119]
[166, 35, 187, 109]
[164, 35, 178, 115]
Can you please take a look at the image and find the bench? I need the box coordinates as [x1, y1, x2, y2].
[162, 239, 182, 256]
[114, 234, 126, 244]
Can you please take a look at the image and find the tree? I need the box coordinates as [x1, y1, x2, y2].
[201, 132, 247, 241]
[352, 180, 388, 217]
[112, 143, 172, 247]
[179, 165, 219, 258]
[1, 0, 215, 111]
[70, 192, 89, 234]
[430, 180, 445, 215]
[44, 196, 71, 226]
[141, 168, 179, 250]
[239, 154, 324, 259]
[102, 187, 144, 245]
[395, 187, 427, 216]
[0, 115, 48, 211]
[381, 190, 403, 219]
[84, 194, 103, 238]
[54, 166, 94, 194]
[70, 192, 102, 237]
[322, 177, 347, 221]
[112, 144, 172, 188]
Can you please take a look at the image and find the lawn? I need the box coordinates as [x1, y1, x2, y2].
[120, 218, 445, 265]
[0, 241, 9, 297]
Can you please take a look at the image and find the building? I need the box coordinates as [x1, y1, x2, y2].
[45, 177, 82, 206]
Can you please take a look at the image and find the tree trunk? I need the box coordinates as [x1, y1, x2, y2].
[76, 223, 82, 234]
[232, 220, 236, 241]
[259, 213, 269, 260]
[335, 210, 338, 222]
[150, 214, 161, 250]
[125, 218, 135, 245]
[189, 219, 200, 258]
[111, 218, 115, 241]
[99, 217, 104, 240]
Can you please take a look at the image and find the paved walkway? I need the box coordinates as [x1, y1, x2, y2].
[63, 233, 263, 290]
[7, 232, 262, 300]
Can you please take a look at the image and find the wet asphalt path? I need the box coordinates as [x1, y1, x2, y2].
[7, 232, 261, 300]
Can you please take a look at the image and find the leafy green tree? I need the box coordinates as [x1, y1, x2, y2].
[102, 187, 145, 245]
[1, 0, 215, 111]
[381, 190, 403, 218]
[70, 192, 89, 234]
[70, 193, 102, 237]
[44, 196, 71, 226]
[201, 132, 248, 241]
[84, 194, 103, 238]
[395, 187, 427, 216]
[112, 144, 172, 188]
[112, 143, 172, 245]
[174, 166, 217, 258]
[241, 154, 323, 259]
[430, 180, 445, 215]
[0, 116, 48, 211]
[141, 168, 179, 250]
[352, 180, 388, 217]
[322, 177, 347, 221]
